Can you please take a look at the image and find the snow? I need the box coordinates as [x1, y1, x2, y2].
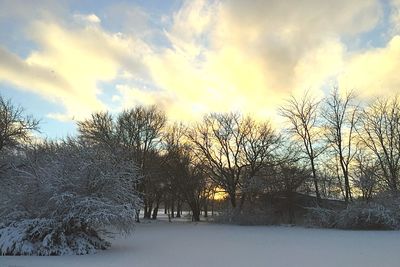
[1, 220, 400, 267]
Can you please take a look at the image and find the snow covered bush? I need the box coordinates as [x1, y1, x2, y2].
[0, 218, 110, 255]
[0, 140, 142, 255]
[306, 201, 399, 230]
[306, 207, 338, 228]
[336, 202, 398, 230]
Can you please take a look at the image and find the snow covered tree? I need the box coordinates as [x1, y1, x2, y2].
[0, 140, 142, 255]
[78, 106, 166, 220]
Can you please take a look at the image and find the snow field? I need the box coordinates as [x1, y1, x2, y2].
[2, 221, 400, 267]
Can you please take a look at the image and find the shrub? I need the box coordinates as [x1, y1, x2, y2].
[306, 201, 399, 230]
[0, 219, 110, 256]
[305, 207, 338, 228]
[336, 202, 398, 230]
[0, 141, 142, 255]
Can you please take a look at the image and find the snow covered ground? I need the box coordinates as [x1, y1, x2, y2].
[2, 219, 400, 267]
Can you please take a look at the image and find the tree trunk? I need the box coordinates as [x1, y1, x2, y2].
[144, 201, 153, 219]
[229, 192, 237, 208]
[176, 200, 181, 218]
[171, 199, 175, 218]
[287, 191, 294, 224]
[239, 193, 246, 210]
[310, 158, 321, 204]
[152, 200, 159, 220]
[143, 203, 148, 218]
[339, 152, 352, 203]
[135, 209, 140, 223]
[192, 205, 200, 222]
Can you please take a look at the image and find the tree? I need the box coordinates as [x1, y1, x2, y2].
[275, 162, 310, 223]
[352, 149, 379, 202]
[322, 88, 359, 203]
[0, 95, 39, 152]
[163, 123, 208, 221]
[78, 106, 167, 220]
[358, 96, 400, 194]
[117, 106, 166, 219]
[0, 139, 142, 255]
[77, 111, 118, 150]
[280, 92, 324, 202]
[187, 113, 279, 209]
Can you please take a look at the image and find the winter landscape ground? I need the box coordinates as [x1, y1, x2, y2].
[2, 217, 400, 267]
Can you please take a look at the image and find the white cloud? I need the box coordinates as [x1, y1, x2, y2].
[137, 0, 381, 122]
[73, 13, 101, 24]
[0, 19, 150, 121]
[339, 35, 400, 98]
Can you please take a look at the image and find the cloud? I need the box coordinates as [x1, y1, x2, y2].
[136, 0, 381, 122]
[339, 35, 400, 98]
[390, 0, 400, 35]
[3, 0, 400, 128]
[73, 14, 101, 24]
[0, 18, 150, 121]
[114, 84, 177, 113]
[0, 46, 71, 92]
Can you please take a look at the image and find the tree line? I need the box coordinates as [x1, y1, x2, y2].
[0, 88, 400, 226]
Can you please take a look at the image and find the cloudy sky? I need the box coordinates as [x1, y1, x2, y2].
[1, 0, 400, 138]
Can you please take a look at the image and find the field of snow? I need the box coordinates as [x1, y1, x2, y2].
[2, 220, 400, 267]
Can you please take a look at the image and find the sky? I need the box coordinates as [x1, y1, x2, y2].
[1, 0, 400, 138]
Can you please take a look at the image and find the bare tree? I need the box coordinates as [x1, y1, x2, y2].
[162, 123, 206, 221]
[322, 88, 359, 203]
[280, 92, 324, 202]
[0, 95, 39, 152]
[275, 162, 310, 223]
[117, 106, 166, 219]
[352, 149, 379, 202]
[187, 113, 279, 209]
[319, 160, 345, 200]
[77, 111, 118, 150]
[358, 96, 400, 193]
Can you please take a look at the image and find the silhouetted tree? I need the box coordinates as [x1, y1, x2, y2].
[0, 95, 39, 152]
[163, 123, 208, 221]
[280, 92, 324, 202]
[322, 88, 359, 203]
[77, 111, 118, 150]
[187, 113, 279, 208]
[118, 106, 166, 219]
[358, 96, 400, 194]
